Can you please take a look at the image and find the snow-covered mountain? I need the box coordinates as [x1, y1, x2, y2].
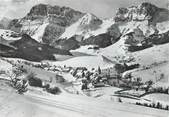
[0, 2, 169, 63]
[5, 4, 119, 50]
[0, 2, 168, 62]
[8, 4, 84, 43]
[56, 2, 169, 50]
[60, 13, 104, 39]
[3, 3, 168, 51]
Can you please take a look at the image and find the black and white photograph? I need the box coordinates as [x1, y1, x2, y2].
[0, 0, 169, 117]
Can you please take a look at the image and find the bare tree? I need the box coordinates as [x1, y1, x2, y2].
[7, 66, 28, 94]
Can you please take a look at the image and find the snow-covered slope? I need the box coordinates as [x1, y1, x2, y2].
[31, 22, 49, 42]
[0, 59, 13, 80]
[49, 55, 114, 69]
[123, 62, 169, 86]
[88, 18, 114, 38]
[60, 13, 105, 39]
[60, 13, 116, 40]
[99, 36, 127, 58]
[19, 19, 45, 42]
[120, 42, 169, 87]
[0, 59, 13, 72]
[132, 43, 169, 66]
[143, 93, 169, 105]
[117, 20, 155, 37]
[0, 29, 21, 47]
[0, 29, 21, 41]
[0, 81, 168, 117]
[70, 45, 100, 55]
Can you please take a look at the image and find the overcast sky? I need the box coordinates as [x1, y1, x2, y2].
[0, 0, 168, 19]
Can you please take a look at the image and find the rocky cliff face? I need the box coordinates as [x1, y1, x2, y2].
[8, 4, 84, 44]
[25, 4, 84, 26]
[114, 2, 169, 24]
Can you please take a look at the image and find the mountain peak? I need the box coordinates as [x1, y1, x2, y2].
[27, 4, 48, 17]
[114, 2, 169, 23]
[79, 13, 102, 25]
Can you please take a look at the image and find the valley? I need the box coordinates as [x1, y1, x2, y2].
[0, 1, 169, 117]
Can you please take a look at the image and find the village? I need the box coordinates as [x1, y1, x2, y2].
[1, 58, 169, 111]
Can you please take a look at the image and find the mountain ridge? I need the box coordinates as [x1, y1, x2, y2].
[1, 2, 169, 62]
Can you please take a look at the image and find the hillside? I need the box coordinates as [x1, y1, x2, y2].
[0, 33, 71, 61]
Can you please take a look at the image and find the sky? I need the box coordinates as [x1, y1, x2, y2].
[0, 0, 168, 19]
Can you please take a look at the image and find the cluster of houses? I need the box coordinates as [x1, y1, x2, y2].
[3, 58, 168, 94]
[1, 58, 138, 90]
[68, 66, 123, 90]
